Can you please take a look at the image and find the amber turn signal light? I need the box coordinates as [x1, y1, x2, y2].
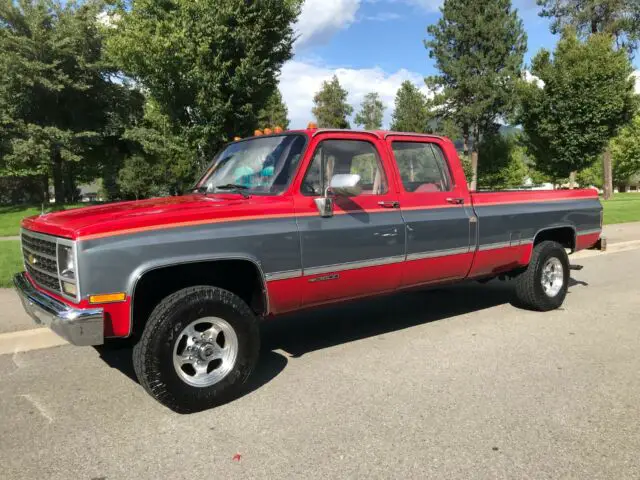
[89, 292, 126, 304]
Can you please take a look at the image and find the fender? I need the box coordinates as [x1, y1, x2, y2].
[521, 225, 577, 265]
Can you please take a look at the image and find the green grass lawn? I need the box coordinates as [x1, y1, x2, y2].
[602, 193, 640, 225]
[0, 203, 86, 237]
[0, 241, 23, 288]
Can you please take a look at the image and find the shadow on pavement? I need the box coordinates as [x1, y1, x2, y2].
[262, 280, 515, 358]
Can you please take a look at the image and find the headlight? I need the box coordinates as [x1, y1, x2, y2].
[57, 244, 75, 280]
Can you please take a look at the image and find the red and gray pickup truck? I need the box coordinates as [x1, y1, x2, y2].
[14, 127, 602, 412]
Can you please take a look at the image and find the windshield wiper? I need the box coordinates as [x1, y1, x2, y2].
[214, 184, 251, 198]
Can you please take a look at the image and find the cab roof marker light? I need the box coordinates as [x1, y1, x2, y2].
[273, 126, 283, 133]
[254, 129, 263, 136]
[263, 128, 273, 135]
[307, 122, 318, 130]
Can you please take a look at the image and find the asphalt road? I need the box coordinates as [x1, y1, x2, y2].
[1, 249, 640, 479]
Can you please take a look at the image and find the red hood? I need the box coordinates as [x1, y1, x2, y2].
[22, 194, 294, 240]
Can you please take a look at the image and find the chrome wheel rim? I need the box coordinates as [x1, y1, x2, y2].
[172, 317, 238, 388]
[541, 257, 564, 297]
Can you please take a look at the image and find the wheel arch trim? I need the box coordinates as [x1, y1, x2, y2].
[126, 254, 269, 338]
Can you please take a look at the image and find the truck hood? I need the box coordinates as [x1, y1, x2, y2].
[22, 194, 293, 240]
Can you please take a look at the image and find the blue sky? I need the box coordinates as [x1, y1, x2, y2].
[280, 0, 640, 129]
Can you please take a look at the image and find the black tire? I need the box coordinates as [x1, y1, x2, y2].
[132, 286, 260, 413]
[514, 240, 570, 312]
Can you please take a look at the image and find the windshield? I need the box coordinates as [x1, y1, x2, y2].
[197, 134, 307, 195]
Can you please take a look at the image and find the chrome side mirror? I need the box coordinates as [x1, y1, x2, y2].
[329, 174, 362, 197]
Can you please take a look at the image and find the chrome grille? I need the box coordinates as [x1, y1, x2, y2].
[21, 230, 62, 295]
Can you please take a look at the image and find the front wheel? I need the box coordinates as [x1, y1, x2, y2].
[513, 241, 570, 311]
[132, 286, 260, 413]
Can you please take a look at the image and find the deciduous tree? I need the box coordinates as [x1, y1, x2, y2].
[108, 0, 301, 183]
[611, 114, 640, 188]
[518, 31, 636, 184]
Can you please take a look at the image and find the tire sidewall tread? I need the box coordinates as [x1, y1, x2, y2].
[133, 286, 260, 413]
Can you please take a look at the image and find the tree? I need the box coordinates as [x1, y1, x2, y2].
[107, 0, 301, 177]
[611, 114, 640, 188]
[537, 0, 640, 53]
[0, 0, 142, 204]
[354, 92, 385, 130]
[312, 75, 353, 129]
[537, 0, 640, 197]
[477, 133, 527, 189]
[518, 31, 636, 184]
[258, 89, 290, 130]
[390, 81, 430, 133]
[425, 0, 527, 190]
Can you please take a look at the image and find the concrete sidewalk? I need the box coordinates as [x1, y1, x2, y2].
[1, 222, 639, 336]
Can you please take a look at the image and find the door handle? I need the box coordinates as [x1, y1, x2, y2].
[378, 201, 400, 209]
[446, 197, 464, 205]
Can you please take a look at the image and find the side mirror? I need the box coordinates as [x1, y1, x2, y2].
[329, 174, 362, 197]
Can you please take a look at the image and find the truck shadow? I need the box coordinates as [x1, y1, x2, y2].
[94, 276, 588, 411]
[261, 280, 516, 358]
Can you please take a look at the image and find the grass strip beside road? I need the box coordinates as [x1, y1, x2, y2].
[602, 193, 640, 225]
[0, 241, 23, 288]
[0, 203, 86, 237]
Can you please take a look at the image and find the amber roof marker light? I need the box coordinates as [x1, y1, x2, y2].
[263, 128, 273, 135]
[307, 122, 318, 130]
[273, 126, 283, 133]
[254, 129, 264, 136]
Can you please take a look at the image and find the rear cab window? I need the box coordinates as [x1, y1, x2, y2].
[391, 141, 452, 193]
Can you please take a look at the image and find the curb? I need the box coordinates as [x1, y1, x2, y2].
[572, 239, 640, 259]
[0, 328, 67, 355]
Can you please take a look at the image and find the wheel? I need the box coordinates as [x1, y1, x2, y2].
[513, 240, 570, 311]
[132, 286, 260, 413]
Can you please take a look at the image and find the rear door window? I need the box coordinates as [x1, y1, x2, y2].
[391, 142, 452, 193]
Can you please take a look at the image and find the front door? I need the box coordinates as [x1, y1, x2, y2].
[294, 135, 405, 306]
[386, 136, 474, 287]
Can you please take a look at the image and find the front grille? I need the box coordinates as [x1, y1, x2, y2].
[21, 230, 62, 295]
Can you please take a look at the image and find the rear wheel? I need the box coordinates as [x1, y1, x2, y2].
[133, 286, 260, 413]
[514, 241, 569, 311]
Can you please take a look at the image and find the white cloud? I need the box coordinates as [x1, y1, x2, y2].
[279, 60, 431, 129]
[362, 12, 402, 22]
[295, 0, 361, 49]
[523, 70, 544, 88]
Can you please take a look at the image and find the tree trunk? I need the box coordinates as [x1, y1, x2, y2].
[569, 171, 577, 189]
[462, 129, 469, 157]
[52, 149, 65, 205]
[603, 149, 613, 200]
[42, 174, 49, 204]
[470, 150, 478, 191]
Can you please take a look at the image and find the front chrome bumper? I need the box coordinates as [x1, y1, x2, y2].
[13, 272, 104, 346]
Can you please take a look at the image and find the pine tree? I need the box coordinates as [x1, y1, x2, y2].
[312, 75, 353, 129]
[425, 0, 527, 190]
[258, 89, 290, 130]
[354, 92, 385, 130]
[390, 81, 430, 133]
[0, 0, 142, 204]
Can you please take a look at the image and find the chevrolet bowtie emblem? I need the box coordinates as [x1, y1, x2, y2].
[28, 254, 37, 265]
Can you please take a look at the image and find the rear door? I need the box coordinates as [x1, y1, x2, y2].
[385, 136, 475, 287]
[293, 133, 405, 306]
